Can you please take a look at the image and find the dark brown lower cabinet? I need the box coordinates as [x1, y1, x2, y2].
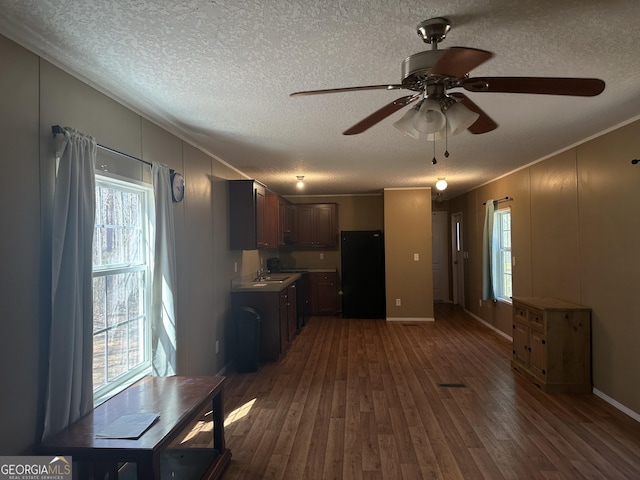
[280, 283, 298, 352]
[232, 282, 298, 363]
[308, 272, 337, 315]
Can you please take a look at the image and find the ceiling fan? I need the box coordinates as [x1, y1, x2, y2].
[290, 17, 605, 138]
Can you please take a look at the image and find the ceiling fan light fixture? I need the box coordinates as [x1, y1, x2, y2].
[446, 101, 480, 135]
[414, 98, 446, 133]
[424, 129, 447, 142]
[393, 106, 420, 139]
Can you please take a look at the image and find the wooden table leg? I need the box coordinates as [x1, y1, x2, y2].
[136, 452, 161, 480]
[93, 461, 118, 479]
[212, 389, 225, 451]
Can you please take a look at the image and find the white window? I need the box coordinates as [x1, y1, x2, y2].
[92, 175, 153, 404]
[493, 208, 512, 302]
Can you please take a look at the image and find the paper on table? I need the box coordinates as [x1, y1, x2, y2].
[96, 413, 160, 439]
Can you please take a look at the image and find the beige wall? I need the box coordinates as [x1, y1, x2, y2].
[1, 34, 41, 457]
[0, 34, 252, 454]
[384, 188, 434, 320]
[449, 119, 640, 416]
[576, 123, 640, 412]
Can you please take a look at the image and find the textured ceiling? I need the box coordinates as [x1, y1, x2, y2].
[1, 0, 640, 198]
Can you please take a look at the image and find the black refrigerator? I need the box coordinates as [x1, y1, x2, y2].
[341, 230, 386, 319]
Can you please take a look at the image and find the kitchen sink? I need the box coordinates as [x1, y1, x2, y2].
[254, 274, 291, 283]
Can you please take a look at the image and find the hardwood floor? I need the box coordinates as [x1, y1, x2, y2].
[215, 303, 640, 479]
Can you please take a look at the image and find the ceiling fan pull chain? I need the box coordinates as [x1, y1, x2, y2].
[432, 138, 437, 165]
[444, 118, 450, 158]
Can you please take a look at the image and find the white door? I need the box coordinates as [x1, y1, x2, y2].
[451, 212, 464, 306]
[432, 211, 449, 302]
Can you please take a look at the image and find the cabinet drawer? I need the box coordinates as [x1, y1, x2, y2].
[527, 308, 544, 329]
[513, 304, 527, 321]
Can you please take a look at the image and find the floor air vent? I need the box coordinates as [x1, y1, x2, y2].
[437, 383, 467, 388]
[401, 323, 419, 327]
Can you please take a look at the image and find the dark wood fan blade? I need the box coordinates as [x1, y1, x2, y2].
[342, 94, 420, 135]
[462, 77, 605, 96]
[290, 84, 405, 97]
[429, 47, 493, 78]
[450, 92, 498, 134]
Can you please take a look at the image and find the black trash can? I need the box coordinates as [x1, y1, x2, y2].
[235, 306, 261, 373]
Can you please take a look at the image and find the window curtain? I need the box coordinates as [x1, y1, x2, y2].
[482, 199, 497, 301]
[42, 128, 96, 439]
[151, 163, 177, 376]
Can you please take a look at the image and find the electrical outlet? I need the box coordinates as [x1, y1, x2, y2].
[414, 253, 419, 261]
[512, 256, 516, 266]
[320, 252, 324, 260]
[396, 298, 401, 306]
[215, 340, 219, 354]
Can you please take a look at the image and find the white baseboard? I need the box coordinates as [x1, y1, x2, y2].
[593, 388, 640, 423]
[464, 309, 640, 424]
[216, 360, 233, 376]
[464, 308, 513, 341]
[386, 317, 435, 322]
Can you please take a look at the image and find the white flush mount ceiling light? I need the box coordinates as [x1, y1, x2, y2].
[296, 175, 305, 189]
[435, 178, 448, 191]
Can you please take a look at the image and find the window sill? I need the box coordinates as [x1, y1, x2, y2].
[94, 367, 151, 407]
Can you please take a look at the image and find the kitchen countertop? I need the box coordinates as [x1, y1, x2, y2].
[281, 268, 337, 273]
[231, 272, 301, 293]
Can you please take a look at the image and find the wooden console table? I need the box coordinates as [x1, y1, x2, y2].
[38, 376, 231, 479]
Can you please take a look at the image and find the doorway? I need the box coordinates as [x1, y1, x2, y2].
[451, 212, 465, 306]
[432, 211, 450, 302]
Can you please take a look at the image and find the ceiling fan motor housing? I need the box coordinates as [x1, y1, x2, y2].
[401, 50, 446, 89]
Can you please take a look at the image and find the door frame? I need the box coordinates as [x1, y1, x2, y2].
[451, 212, 465, 306]
[432, 211, 450, 302]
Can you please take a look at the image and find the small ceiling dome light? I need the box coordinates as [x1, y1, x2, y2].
[435, 178, 448, 191]
[296, 175, 305, 189]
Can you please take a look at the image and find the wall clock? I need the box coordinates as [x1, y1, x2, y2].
[171, 171, 185, 203]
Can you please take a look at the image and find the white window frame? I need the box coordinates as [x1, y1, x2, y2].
[493, 207, 513, 303]
[92, 174, 153, 405]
